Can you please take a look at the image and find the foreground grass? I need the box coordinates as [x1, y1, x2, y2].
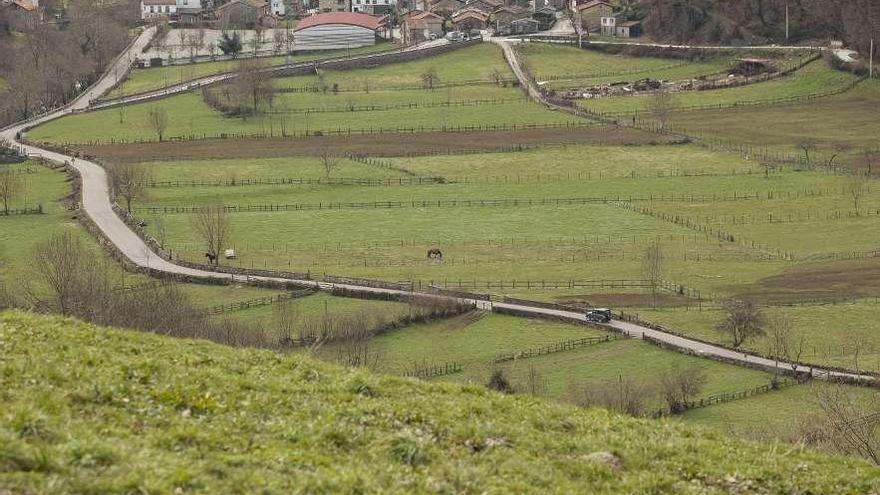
[1, 311, 878, 493]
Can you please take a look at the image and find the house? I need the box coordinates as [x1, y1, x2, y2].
[492, 5, 529, 34]
[599, 14, 614, 35]
[416, 0, 462, 18]
[461, 0, 499, 15]
[574, 0, 612, 32]
[615, 19, 639, 37]
[510, 17, 538, 34]
[351, 0, 393, 15]
[400, 10, 443, 44]
[294, 11, 383, 49]
[141, 0, 177, 20]
[270, 0, 285, 15]
[533, 6, 556, 30]
[451, 7, 487, 32]
[2, 0, 40, 28]
[318, 0, 350, 12]
[217, 0, 270, 28]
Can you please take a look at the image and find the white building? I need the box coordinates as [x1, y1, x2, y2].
[140, 0, 202, 20]
[270, 0, 284, 15]
[351, 0, 393, 15]
[293, 11, 383, 50]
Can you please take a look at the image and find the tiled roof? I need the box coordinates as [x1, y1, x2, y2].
[295, 11, 384, 30]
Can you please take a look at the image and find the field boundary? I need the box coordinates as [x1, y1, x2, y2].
[492, 334, 622, 363]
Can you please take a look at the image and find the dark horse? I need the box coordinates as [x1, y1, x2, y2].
[427, 248, 443, 259]
[205, 252, 218, 264]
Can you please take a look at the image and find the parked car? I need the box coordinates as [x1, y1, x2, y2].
[445, 31, 465, 42]
[585, 308, 612, 323]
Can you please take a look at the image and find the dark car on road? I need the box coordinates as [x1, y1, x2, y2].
[585, 308, 612, 323]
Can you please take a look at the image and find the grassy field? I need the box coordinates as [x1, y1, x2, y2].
[579, 59, 858, 116]
[637, 301, 880, 371]
[4, 311, 877, 493]
[682, 381, 879, 441]
[517, 43, 736, 88]
[111, 42, 397, 97]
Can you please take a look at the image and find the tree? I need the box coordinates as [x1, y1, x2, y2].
[524, 364, 548, 397]
[420, 67, 439, 90]
[147, 106, 169, 142]
[766, 314, 806, 382]
[191, 204, 231, 265]
[107, 162, 150, 213]
[273, 30, 286, 55]
[659, 365, 707, 414]
[641, 240, 664, 307]
[645, 87, 679, 130]
[319, 149, 341, 178]
[26, 232, 108, 318]
[275, 298, 297, 347]
[0, 167, 21, 215]
[575, 375, 649, 416]
[489, 68, 505, 86]
[797, 139, 818, 164]
[218, 31, 243, 57]
[797, 386, 880, 465]
[716, 299, 765, 348]
[845, 173, 870, 214]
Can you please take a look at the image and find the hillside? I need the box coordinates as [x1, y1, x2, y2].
[1, 311, 878, 493]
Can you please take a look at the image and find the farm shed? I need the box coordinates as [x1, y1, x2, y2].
[615, 20, 640, 38]
[533, 7, 557, 31]
[510, 17, 538, 35]
[293, 11, 384, 50]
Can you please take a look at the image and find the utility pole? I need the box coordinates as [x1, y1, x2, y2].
[785, 3, 789, 40]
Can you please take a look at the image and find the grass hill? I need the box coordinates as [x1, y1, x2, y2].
[1, 310, 878, 494]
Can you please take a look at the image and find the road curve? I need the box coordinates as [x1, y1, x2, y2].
[0, 31, 875, 386]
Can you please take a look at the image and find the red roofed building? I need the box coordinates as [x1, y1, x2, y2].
[294, 12, 385, 50]
[400, 10, 443, 45]
[2, 0, 41, 28]
[574, 0, 613, 32]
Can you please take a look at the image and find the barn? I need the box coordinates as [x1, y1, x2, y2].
[293, 12, 385, 51]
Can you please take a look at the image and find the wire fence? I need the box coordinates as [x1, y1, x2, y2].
[492, 334, 622, 363]
[651, 378, 802, 418]
[266, 97, 528, 114]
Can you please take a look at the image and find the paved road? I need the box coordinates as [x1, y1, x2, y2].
[1, 31, 875, 386]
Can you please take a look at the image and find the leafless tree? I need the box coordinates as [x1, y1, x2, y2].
[275, 298, 296, 347]
[147, 106, 169, 142]
[361, 78, 372, 94]
[191, 203, 231, 265]
[766, 314, 806, 382]
[232, 58, 274, 115]
[574, 375, 649, 416]
[716, 299, 765, 348]
[489, 68, 505, 86]
[641, 240, 664, 307]
[421, 67, 439, 90]
[796, 386, 880, 465]
[862, 148, 875, 176]
[825, 143, 850, 169]
[319, 149, 341, 178]
[0, 167, 21, 215]
[845, 173, 871, 214]
[273, 30, 286, 55]
[107, 162, 150, 213]
[645, 87, 679, 130]
[797, 139, 818, 164]
[523, 364, 548, 397]
[660, 365, 707, 414]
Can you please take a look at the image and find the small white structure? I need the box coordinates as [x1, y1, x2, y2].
[140, 0, 202, 19]
[293, 12, 384, 50]
[224, 249, 236, 259]
[351, 0, 393, 15]
[270, 0, 284, 15]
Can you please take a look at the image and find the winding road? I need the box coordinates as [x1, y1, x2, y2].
[0, 30, 875, 385]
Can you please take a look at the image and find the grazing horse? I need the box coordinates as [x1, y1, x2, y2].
[427, 248, 443, 259]
[205, 252, 218, 264]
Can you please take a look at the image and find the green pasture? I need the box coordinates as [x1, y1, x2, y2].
[273, 43, 513, 91]
[638, 301, 880, 371]
[672, 80, 880, 164]
[213, 291, 411, 327]
[271, 84, 524, 110]
[112, 42, 396, 97]
[579, 60, 858, 116]
[138, 156, 409, 181]
[682, 381, 879, 441]
[29, 91, 577, 145]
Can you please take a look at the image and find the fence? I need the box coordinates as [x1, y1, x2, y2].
[202, 290, 314, 315]
[403, 362, 463, 379]
[492, 335, 620, 363]
[275, 78, 519, 94]
[267, 98, 527, 115]
[651, 378, 801, 417]
[59, 121, 596, 146]
[0, 205, 44, 216]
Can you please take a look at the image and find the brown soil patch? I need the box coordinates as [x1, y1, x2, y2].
[442, 310, 486, 331]
[555, 293, 696, 309]
[76, 127, 676, 162]
[736, 257, 880, 304]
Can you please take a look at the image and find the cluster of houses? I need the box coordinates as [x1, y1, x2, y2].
[136, 0, 641, 46]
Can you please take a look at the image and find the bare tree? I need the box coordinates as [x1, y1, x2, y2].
[523, 364, 548, 397]
[191, 203, 231, 265]
[489, 68, 505, 86]
[420, 67, 439, 90]
[574, 375, 649, 416]
[862, 148, 875, 176]
[797, 139, 818, 164]
[645, 87, 679, 130]
[147, 106, 169, 142]
[766, 314, 806, 382]
[318, 149, 341, 178]
[273, 30, 286, 55]
[825, 143, 850, 169]
[0, 167, 21, 215]
[845, 173, 871, 214]
[641, 240, 664, 307]
[660, 365, 707, 414]
[26, 231, 108, 318]
[275, 298, 297, 347]
[107, 162, 150, 213]
[716, 299, 765, 348]
[796, 386, 880, 465]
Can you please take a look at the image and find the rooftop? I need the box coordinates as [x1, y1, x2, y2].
[295, 11, 385, 31]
